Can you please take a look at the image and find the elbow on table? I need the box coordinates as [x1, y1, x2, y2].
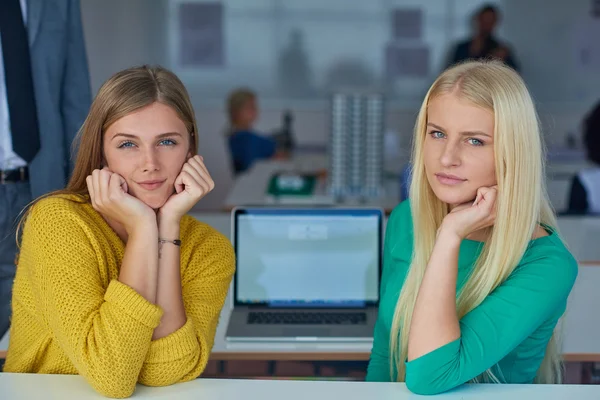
[87, 374, 138, 399]
[138, 368, 199, 388]
[405, 374, 460, 396]
[138, 354, 206, 387]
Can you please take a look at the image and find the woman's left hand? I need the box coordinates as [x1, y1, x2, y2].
[440, 186, 498, 240]
[159, 155, 215, 222]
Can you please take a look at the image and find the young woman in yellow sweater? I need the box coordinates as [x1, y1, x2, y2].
[4, 66, 235, 398]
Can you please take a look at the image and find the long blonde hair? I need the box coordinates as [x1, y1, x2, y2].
[17, 65, 198, 238]
[390, 60, 561, 384]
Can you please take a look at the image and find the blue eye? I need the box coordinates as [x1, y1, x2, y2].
[468, 138, 484, 146]
[429, 131, 445, 139]
[159, 139, 177, 146]
[118, 141, 135, 149]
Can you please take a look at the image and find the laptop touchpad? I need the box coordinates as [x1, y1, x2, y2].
[282, 328, 332, 337]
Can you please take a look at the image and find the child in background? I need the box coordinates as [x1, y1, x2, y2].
[226, 88, 290, 174]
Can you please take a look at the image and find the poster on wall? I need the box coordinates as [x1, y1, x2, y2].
[572, 15, 600, 72]
[385, 44, 429, 78]
[387, 8, 427, 78]
[392, 9, 423, 40]
[178, 2, 224, 67]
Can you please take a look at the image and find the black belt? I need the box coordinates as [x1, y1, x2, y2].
[0, 166, 29, 184]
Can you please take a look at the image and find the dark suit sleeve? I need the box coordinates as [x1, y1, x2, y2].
[567, 175, 589, 214]
[448, 42, 469, 67]
[504, 47, 520, 72]
[61, 0, 91, 178]
[448, 44, 461, 67]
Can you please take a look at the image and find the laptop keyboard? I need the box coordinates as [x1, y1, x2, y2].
[247, 311, 367, 325]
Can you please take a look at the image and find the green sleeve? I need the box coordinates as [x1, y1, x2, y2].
[366, 204, 405, 382]
[404, 250, 577, 395]
[366, 309, 392, 381]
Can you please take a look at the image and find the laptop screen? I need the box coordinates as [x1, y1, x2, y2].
[233, 208, 382, 307]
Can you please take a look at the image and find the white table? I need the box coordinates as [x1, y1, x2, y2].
[561, 263, 600, 361]
[223, 156, 401, 213]
[1, 374, 599, 400]
[553, 217, 600, 262]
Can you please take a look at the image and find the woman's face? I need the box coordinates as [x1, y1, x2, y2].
[423, 92, 497, 207]
[103, 102, 191, 209]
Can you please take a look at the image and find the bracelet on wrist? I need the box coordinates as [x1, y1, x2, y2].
[158, 238, 181, 246]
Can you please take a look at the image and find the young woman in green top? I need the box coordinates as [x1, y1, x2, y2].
[366, 60, 578, 395]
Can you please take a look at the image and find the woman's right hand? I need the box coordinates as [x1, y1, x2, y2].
[440, 186, 498, 241]
[86, 169, 156, 234]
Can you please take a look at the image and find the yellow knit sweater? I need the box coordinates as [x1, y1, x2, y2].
[4, 195, 235, 398]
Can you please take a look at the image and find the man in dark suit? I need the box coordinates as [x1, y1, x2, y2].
[0, 0, 91, 338]
[448, 4, 519, 71]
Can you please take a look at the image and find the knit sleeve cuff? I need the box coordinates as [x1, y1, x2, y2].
[144, 318, 200, 364]
[104, 280, 163, 328]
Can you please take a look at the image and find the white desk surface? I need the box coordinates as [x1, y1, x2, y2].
[223, 155, 401, 213]
[1, 374, 599, 400]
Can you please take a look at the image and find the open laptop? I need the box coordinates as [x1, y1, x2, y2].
[226, 207, 383, 342]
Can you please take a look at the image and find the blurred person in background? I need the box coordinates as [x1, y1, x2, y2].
[448, 4, 519, 71]
[566, 100, 600, 215]
[226, 88, 291, 174]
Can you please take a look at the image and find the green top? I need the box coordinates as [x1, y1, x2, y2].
[366, 201, 578, 395]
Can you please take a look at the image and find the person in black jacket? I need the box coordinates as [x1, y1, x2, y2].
[448, 4, 519, 71]
[566, 101, 600, 215]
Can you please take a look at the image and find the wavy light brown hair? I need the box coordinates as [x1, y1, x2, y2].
[17, 65, 198, 237]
